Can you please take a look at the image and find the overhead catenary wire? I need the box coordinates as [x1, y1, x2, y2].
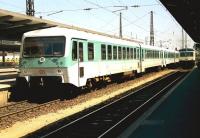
[83, 0, 150, 34]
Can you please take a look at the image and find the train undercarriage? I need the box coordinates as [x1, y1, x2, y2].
[179, 60, 195, 69]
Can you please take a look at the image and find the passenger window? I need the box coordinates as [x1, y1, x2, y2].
[113, 46, 117, 60]
[107, 45, 112, 60]
[118, 47, 122, 60]
[134, 48, 136, 59]
[88, 42, 94, 60]
[79, 42, 83, 62]
[72, 41, 77, 61]
[123, 47, 126, 59]
[130, 48, 133, 59]
[127, 47, 130, 59]
[147, 50, 149, 59]
[141, 49, 144, 59]
[101, 44, 106, 60]
[137, 49, 139, 59]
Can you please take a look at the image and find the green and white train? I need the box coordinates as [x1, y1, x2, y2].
[17, 27, 179, 89]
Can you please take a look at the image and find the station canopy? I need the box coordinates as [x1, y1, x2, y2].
[0, 8, 67, 41]
[160, 0, 200, 43]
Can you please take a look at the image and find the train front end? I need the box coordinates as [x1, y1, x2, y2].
[17, 28, 70, 89]
[179, 48, 195, 68]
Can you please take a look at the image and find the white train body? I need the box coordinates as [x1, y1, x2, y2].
[18, 27, 179, 87]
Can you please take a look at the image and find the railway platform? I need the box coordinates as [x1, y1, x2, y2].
[0, 68, 18, 73]
[120, 68, 200, 138]
[0, 84, 10, 105]
[0, 68, 15, 105]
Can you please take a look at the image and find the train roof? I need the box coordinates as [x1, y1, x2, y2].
[23, 27, 177, 52]
[23, 27, 141, 47]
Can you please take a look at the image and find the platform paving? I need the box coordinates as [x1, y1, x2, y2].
[120, 68, 200, 138]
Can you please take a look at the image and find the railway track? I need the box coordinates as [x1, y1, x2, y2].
[0, 99, 60, 129]
[30, 71, 188, 138]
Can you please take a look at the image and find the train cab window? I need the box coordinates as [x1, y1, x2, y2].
[101, 44, 106, 60]
[130, 48, 133, 59]
[134, 48, 136, 59]
[113, 46, 117, 60]
[72, 41, 77, 61]
[118, 47, 122, 60]
[127, 47, 130, 59]
[88, 42, 94, 60]
[123, 47, 126, 59]
[107, 45, 112, 60]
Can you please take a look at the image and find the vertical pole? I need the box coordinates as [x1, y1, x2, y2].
[150, 11, 154, 46]
[119, 12, 122, 38]
[182, 29, 184, 48]
[185, 32, 187, 48]
[26, 0, 35, 16]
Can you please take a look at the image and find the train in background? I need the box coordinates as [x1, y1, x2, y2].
[0, 52, 19, 66]
[194, 43, 200, 69]
[15, 27, 180, 92]
[179, 48, 196, 68]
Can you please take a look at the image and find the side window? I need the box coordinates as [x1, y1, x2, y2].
[101, 44, 106, 60]
[147, 50, 149, 59]
[88, 42, 94, 60]
[79, 42, 83, 62]
[141, 49, 144, 59]
[118, 47, 122, 60]
[130, 48, 133, 59]
[113, 46, 117, 60]
[137, 48, 139, 59]
[127, 47, 130, 59]
[123, 47, 126, 59]
[134, 48, 136, 59]
[107, 45, 112, 60]
[72, 41, 77, 60]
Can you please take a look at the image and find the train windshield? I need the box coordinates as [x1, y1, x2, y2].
[23, 36, 65, 57]
[180, 52, 193, 57]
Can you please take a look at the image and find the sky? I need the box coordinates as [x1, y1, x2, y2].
[0, 0, 194, 49]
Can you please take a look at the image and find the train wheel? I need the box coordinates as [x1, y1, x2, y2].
[86, 79, 93, 90]
[86, 79, 98, 90]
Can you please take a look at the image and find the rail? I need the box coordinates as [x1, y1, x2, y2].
[35, 71, 188, 138]
[0, 99, 60, 120]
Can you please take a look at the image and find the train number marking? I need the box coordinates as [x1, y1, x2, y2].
[38, 69, 46, 75]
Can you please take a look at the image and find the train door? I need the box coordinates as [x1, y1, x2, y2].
[72, 39, 86, 87]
